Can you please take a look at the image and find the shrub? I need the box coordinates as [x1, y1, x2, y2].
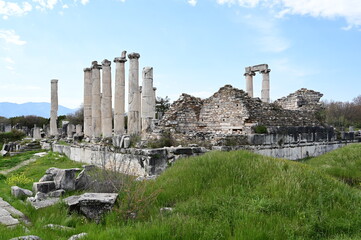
[6, 173, 32, 187]
[147, 131, 176, 148]
[254, 125, 268, 134]
[0, 129, 26, 144]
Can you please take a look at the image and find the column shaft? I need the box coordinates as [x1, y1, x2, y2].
[91, 61, 102, 139]
[50, 79, 58, 136]
[83, 68, 92, 138]
[114, 51, 127, 135]
[127, 52, 141, 135]
[261, 69, 271, 103]
[245, 72, 255, 98]
[101, 59, 112, 138]
[141, 67, 154, 133]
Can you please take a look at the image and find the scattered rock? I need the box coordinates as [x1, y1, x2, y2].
[54, 169, 80, 191]
[68, 232, 87, 240]
[32, 181, 56, 194]
[43, 223, 74, 231]
[27, 197, 60, 210]
[11, 186, 33, 198]
[0, 197, 26, 227]
[48, 189, 65, 198]
[9, 235, 42, 240]
[64, 193, 118, 222]
[160, 207, 174, 213]
[33, 152, 48, 157]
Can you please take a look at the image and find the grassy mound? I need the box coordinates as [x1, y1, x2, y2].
[2, 146, 361, 239]
[305, 144, 361, 187]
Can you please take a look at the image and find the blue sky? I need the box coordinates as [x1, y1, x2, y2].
[0, 0, 360, 109]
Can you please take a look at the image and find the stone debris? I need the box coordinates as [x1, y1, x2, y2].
[27, 197, 60, 210]
[9, 235, 42, 240]
[11, 186, 33, 199]
[0, 197, 25, 227]
[64, 193, 118, 222]
[43, 223, 74, 231]
[32, 181, 56, 194]
[68, 232, 87, 240]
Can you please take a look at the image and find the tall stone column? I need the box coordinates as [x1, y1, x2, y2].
[101, 59, 112, 138]
[83, 68, 92, 138]
[50, 79, 58, 136]
[153, 87, 157, 119]
[91, 61, 102, 139]
[127, 52, 141, 135]
[261, 69, 271, 103]
[141, 67, 154, 133]
[244, 72, 255, 98]
[113, 51, 127, 135]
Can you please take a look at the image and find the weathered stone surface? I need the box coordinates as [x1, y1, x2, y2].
[0, 197, 25, 227]
[101, 59, 113, 138]
[32, 181, 56, 194]
[91, 61, 102, 139]
[75, 165, 95, 191]
[128, 52, 141, 135]
[48, 189, 65, 198]
[114, 51, 127, 135]
[43, 223, 74, 230]
[83, 67, 92, 138]
[9, 236, 42, 240]
[68, 233, 87, 240]
[54, 169, 78, 191]
[274, 88, 323, 112]
[141, 67, 155, 133]
[11, 186, 33, 198]
[64, 193, 118, 222]
[27, 197, 60, 210]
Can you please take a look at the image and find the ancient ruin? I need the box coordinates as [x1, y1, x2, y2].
[113, 51, 127, 135]
[244, 64, 271, 103]
[49, 79, 58, 136]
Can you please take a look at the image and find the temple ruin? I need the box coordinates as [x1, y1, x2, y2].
[244, 64, 271, 103]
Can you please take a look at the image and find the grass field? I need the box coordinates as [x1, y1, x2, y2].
[1, 144, 361, 239]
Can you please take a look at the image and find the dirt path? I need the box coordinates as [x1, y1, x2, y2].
[0, 152, 47, 176]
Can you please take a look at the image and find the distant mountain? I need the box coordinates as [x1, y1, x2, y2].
[0, 102, 76, 118]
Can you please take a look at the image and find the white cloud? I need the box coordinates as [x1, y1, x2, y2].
[6, 66, 14, 70]
[0, 1, 32, 17]
[4, 57, 14, 64]
[216, 0, 361, 28]
[33, 0, 58, 10]
[188, 0, 197, 6]
[0, 29, 26, 45]
[62, 4, 68, 8]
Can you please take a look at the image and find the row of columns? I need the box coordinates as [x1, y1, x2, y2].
[83, 51, 157, 139]
[244, 68, 271, 103]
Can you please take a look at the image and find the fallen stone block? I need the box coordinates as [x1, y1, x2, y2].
[32, 181, 56, 194]
[54, 169, 80, 191]
[27, 197, 60, 210]
[68, 232, 87, 240]
[48, 189, 65, 198]
[64, 193, 118, 222]
[43, 223, 74, 231]
[9, 236, 42, 240]
[11, 186, 33, 199]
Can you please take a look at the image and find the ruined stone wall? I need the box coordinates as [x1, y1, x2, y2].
[159, 94, 203, 133]
[158, 85, 322, 134]
[200, 85, 250, 133]
[274, 88, 323, 112]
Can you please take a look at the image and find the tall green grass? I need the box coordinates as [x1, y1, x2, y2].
[2, 146, 361, 239]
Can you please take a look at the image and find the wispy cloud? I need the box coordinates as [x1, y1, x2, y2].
[188, 0, 197, 7]
[216, 0, 361, 28]
[0, 1, 32, 17]
[4, 57, 14, 64]
[0, 29, 26, 45]
[33, 0, 58, 10]
[241, 14, 290, 53]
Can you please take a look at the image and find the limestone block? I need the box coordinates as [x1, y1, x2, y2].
[9, 236, 42, 240]
[48, 189, 65, 198]
[11, 186, 33, 198]
[32, 181, 56, 194]
[68, 233, 87, 240]
[54, 169, 78, 191]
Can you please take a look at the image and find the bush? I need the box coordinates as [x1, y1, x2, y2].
[254, 125, 268, 134]
[6, 173, 32, 187]
[0, 129, 26, 144]
[147, 131, 176, 148]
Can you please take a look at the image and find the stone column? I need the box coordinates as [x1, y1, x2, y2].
[50, 79, 58, 136]
[83, 68, 92, 138]
[153, 87, 157, 119]
[113, 51, 127, 135]
[141, 67, 154, 133]
[261, 69, 271, 103]
[101, 59, 112, 138]
[91, 61, 102, 139]
[127, 52, 141, 135]
[244, 72, 255, 98]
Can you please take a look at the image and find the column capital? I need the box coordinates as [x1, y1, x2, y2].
[51, 79, 58, 83]
[128, 52, 140, 59]
[143, 66, 153, 79]
[91, 61, 102, 70]
[114, 57, 127, 63]
[83, 67, 92, 72]
[102, 59, 111, 67]
[260, 69, 271, 74]
[153, 87, 157, 91]
[244, 71, 256, 77]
